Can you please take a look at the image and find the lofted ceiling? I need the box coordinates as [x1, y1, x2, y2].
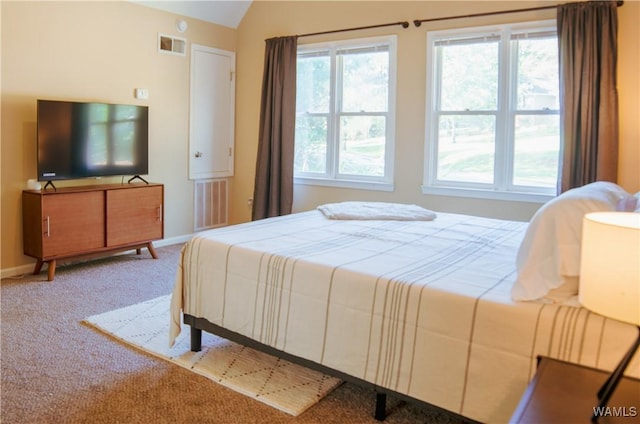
[133, 1, 252, 29]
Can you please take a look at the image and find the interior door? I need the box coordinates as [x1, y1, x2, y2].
[189, 44, 235, 180]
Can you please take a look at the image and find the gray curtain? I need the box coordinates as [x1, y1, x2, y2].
[251, 36, 298, 220]
[557, 1, 619, 193]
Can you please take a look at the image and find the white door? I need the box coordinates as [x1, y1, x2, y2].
[189, 44, 235, 180]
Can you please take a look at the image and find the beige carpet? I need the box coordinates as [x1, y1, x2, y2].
[83, 295, 343, 416]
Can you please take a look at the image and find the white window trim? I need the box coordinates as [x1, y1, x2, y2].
[421, 184, 553, 203]
[423, 20, 558, 202]
[295, 176, 394, 192]
[295, 35, 397, 191]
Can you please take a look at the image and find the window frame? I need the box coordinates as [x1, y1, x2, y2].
[422, 20, 559, 203]
[294, 35, 397, 192]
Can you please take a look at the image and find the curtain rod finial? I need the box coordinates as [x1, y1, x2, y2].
[414, 20, 422, 27]
[402, 21, 410, 29]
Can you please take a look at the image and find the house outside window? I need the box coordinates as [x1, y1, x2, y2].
[294, 36, 397, 191]
[423, 21, 559, 202]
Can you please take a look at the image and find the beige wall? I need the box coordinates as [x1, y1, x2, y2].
[1, 1, 235, 275]
[232, 0, 640, 224]
[617, 0, 640, 190]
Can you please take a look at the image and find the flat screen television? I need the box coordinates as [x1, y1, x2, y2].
[37, 99, 149, 182]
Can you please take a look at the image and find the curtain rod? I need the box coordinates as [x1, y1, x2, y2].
[297, 21, 409, 38]
[413, 0, 624, 27]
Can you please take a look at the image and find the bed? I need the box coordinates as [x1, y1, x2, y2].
[169, 183, 640, 423]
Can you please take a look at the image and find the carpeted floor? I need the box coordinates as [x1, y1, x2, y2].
[83, 294, 343, 416]
[1, 243, 473, 424]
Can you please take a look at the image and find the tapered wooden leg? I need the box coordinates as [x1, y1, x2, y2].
[47, 260, 56, 281]
[147, 242, 158, 259]
[33, 259, 44, 276]
[33, 259, 56, 281]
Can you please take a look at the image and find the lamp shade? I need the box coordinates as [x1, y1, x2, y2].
[579, 212, 640, 326]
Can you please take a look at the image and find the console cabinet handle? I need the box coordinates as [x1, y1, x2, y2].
[44, 216, 50, 237]
[157, 205, 163, 222]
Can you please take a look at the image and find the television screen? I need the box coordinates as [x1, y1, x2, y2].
[37, 100, 149, 181]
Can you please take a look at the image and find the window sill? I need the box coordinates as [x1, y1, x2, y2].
[421, 185, 554, 203]
[295, 177, 394, 192]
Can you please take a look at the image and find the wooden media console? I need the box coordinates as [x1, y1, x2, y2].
[22, 183, 164, 281]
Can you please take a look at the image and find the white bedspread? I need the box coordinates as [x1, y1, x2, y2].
[170, 210, 639, 423]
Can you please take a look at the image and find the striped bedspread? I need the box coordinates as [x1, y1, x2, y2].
[170, 210, 639, 423]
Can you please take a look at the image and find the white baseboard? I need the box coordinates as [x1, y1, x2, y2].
[155, 234, 194, 247]
[0, 234, 194, 280]
[1, 264, 35, 281]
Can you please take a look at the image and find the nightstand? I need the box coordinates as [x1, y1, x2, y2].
[510, 357, 640, 423]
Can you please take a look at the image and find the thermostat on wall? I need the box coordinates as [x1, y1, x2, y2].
[135, 88, 149, 99]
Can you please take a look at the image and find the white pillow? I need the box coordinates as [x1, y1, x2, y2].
[617, 192, 639, 212]
[512, 181, 632, 302]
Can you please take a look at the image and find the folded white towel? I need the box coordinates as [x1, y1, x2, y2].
[317, 201, 437, 221]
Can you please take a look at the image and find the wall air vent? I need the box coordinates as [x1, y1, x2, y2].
[194, 178, 228, 231]
[158, 33, 186, 56]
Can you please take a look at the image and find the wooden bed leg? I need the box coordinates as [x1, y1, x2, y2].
[190, 327, 202, 352]
[375, 392, 387, 421]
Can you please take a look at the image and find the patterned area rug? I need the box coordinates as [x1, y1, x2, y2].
[83, 295, 343, 416]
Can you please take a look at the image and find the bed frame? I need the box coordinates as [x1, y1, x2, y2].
[184, 313, 478, 423]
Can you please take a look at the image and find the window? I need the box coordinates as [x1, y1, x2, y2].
[295, 36, 397, 190]
[424, 21, 559, 201]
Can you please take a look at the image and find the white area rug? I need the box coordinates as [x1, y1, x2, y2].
[83, 295, 342, 416]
